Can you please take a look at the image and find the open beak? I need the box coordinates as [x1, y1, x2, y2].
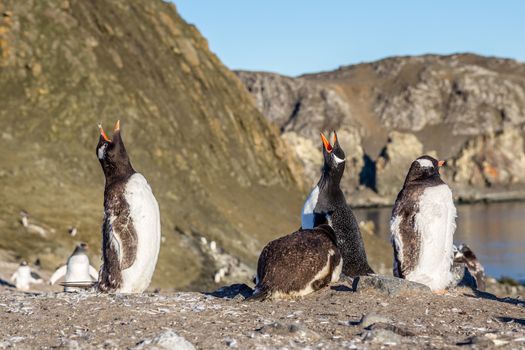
[98, 124, 111, 142]
[438, 160, 446, 167]
[113, 120, 120, 133]
[320, 133, 333, 153]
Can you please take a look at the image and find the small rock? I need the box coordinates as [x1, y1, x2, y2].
[31, 63, 42, 78]
[352, 275, 431, 296]
[359, 313, 391, 329]
[257, 322, 319, 340]
[224, 338, 237, 348]
[132, 330, 195, 350]
[363, 329, 402, 345]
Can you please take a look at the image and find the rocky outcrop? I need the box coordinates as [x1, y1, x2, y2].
[453, 128, 525, 187]
[237, 71, 364, 190]
[237, 54, 525, 205]
[375, 132, 425, 198]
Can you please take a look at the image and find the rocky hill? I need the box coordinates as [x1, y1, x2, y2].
[0, 0, 314, 290]
[237, 54, 525, 205]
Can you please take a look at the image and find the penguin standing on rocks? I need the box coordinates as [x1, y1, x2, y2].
[391, 155, 456, 292]
[301, 132, 374, 277]
[49, 243, 99, 292]
[10, 261, 43, 291]
[249, 224, 342, 301]
[96, 120, 161, 293]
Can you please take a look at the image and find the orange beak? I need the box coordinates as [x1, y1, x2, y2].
[438, 160, 446, 167]
[320, 133, 333, 153]
[332, 131, 337, 145]
[98, 124, 111, 142]
[113, 120, 120, 133]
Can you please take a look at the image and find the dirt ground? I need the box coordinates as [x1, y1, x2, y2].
[0, 278, 524, 350]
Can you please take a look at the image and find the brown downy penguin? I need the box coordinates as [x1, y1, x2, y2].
[453, 244, 486, 291]
[249, 224, 342, 301]
[391, 155, 456, 291]
[302, 132, 374, 276]
[96, 120, 161, 293]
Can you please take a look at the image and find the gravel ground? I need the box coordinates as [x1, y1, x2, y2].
[0, 278, 524, 350]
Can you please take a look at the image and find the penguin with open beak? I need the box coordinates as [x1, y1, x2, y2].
[96, 120, 161, 293]
[301, 131, 374, 276]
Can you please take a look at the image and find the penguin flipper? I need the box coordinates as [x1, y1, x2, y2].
[30, 271, 43, 283]
[89, 265, 99, 281]
[49, 265, 67, 285]
[10, 272, 17, 283]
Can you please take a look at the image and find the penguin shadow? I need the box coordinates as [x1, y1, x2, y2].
[464, 289, 525, 308]
[330, 284, 353, 292]
[204, 283, 254, 300]
[330, 275, 354, 293]
[0, 278, 15, 289]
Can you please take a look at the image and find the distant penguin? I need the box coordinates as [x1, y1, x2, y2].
[10, 261, 43, 291]
[391, 155, 456, 291]
[249, 224, 342, 301]
[96, 120, 161, 293]
[301, 132, 374, 276]
[49, 243, 99, 292]
[453, 243, 486, 291]
[68, 226, 78, 237]
[19, 210, 29, 227]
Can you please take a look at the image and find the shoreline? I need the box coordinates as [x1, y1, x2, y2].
[349, 189, 525, 209]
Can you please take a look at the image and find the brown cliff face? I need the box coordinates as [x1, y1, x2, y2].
[0, 0, 306, 289]
[237, 54, 525, 205]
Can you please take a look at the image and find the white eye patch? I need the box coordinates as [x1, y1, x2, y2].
[98, 143, 108, 159]
[417, 159, 434, 168]
[333, 154, 346, 164]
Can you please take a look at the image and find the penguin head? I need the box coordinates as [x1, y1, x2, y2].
[96, 120, 134, 182]
[20, 261, 28, 266]
[73, 242, 89, 255]
[404, 155, 445, 184]
[320, 131, 346, 182]
[454, 243, 477, 262]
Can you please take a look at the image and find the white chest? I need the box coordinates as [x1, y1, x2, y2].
[119, 173, 161, 292]
[409, 184, 457, 290]
[301, 186, 319, 229]
[66, 254, 90, 281]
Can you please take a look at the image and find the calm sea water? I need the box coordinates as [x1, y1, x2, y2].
[354, 201, 525, 282]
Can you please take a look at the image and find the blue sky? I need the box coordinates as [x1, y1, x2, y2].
[176, 1, 525, 76]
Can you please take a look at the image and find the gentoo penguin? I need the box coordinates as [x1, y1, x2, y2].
[301, 132, 374, 276]
[391, 155, 456, 291]
[19, 210, 29, 227]
[68, 226, 78, 237]
[10, 261, 43, 291]
[453, 244, 486, 291]
[49, 243, 99, 292]
[249, 224, 342, 301]
[96, 120, 161, 293]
